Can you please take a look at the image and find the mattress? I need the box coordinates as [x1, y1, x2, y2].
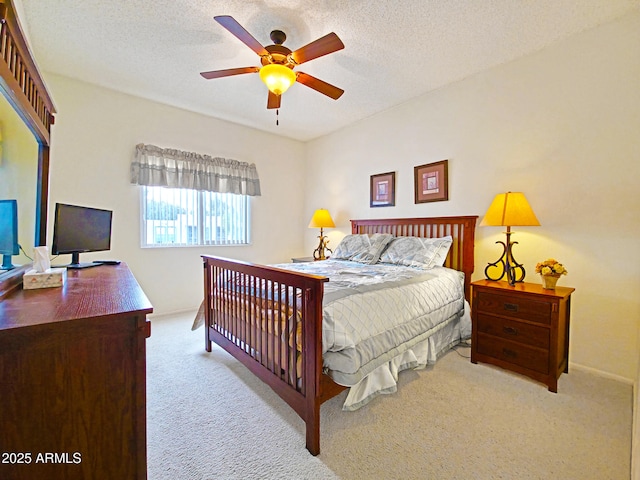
[271, 260, 467, 390]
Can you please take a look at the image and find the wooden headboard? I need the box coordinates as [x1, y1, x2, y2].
[351, 216, 478, 300]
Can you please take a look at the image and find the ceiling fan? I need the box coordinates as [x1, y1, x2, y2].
[200, 15, 345, 110]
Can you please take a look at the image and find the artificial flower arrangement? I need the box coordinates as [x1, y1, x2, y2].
[535, 258, 568, 276]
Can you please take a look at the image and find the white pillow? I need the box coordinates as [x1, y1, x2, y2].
[379, 235, 453, 269]
[332, 233, 394, 265]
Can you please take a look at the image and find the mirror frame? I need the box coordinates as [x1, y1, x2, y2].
[0, 0, 56, 297]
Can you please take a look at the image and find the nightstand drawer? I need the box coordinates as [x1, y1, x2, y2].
[475, 291, 551, 325]
[477, 333, 549, 374]
[476, 314, 550, 350]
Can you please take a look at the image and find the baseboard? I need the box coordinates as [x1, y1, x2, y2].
[569, 361, 634, 385]
[148, 307, 199, 320]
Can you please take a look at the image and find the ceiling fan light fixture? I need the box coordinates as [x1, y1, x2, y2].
[259, 64, 296, 96]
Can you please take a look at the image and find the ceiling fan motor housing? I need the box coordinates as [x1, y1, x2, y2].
[261, 44, 295, 67]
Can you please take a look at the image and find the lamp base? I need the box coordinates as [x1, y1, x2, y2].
[312, 229, 332, 260]
[484, 233, 526, 286]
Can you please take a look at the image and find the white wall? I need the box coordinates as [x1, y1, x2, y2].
[305, 12, 640, 381]
[46, 75, 307, 314]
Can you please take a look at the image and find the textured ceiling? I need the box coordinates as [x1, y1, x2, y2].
[16, 0, 640, 142]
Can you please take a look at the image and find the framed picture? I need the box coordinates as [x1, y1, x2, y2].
[414, 160, 449, 204]
[370, 171, 395, 207]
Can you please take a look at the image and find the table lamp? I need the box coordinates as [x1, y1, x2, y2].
[308, 209, 335, 260]
[480, 192, 540, 286]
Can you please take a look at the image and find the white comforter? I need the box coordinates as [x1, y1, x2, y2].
[271, 260, 468, 403]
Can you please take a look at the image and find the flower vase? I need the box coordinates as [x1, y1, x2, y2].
[541, 274, 561, 290]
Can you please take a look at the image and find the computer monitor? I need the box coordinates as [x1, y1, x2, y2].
[0, 199, 19, 270]
[52, 203, 113, 269]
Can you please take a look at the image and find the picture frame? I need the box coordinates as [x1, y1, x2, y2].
[414, 159, 449, 204]
[370, 171, 396, 207]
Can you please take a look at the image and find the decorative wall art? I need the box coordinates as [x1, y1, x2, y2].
[414, 160, 449, 204]
[370, 171, 396, 207]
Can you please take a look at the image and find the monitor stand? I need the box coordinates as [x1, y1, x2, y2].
[66, 262, 100, 269]
[61, 252, 100, 269]
[1, 254, 16, 270]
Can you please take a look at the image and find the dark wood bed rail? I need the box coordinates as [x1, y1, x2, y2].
[351, 216, 478, 300]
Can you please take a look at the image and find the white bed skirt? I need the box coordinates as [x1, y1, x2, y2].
[339, 301, 471, 411]
[193, 300, 471, 412]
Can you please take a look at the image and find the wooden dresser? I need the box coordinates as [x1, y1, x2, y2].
[0, 263, 153, 480]
[470, 279, 574, 392]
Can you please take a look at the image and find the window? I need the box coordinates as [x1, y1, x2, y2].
[140, 186, 250, 247]
[132, 144, 260, 247]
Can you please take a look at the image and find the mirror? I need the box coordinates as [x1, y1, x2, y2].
[0, 93, 40, 269]
[0, 0, 55, 295]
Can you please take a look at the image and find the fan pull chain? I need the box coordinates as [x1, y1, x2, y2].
[276, 109, 279, 126]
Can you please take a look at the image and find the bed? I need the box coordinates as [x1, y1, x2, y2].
[201, 216, 477, 455]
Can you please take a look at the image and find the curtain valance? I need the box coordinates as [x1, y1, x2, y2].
[131, 144, 261, 196]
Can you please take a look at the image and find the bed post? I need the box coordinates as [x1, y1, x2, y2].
[303, 284, 323, 455]
[203, 258, 212, 352]
[461, 216, 477, 301]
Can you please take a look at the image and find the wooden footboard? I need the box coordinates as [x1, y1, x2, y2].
[202, 255, 343, 455]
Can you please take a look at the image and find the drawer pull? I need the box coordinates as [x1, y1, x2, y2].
[504, 303, 519, 312]
[503, 326, 518, 336]
[502, 348, 517, 358]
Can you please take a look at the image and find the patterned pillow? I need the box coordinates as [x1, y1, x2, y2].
[332, 233, 394, 264]
[379, 235, 453, 269]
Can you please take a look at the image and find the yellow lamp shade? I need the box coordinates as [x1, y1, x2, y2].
[480, 192, 540, 227]
[308, 209, 335, 229]
[259, 64, 296, 96]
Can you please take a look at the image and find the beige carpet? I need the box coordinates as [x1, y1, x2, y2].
[147, 311, 632, 480]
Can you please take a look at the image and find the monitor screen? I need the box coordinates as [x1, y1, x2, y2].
[0, 199, 19, 270]
[52, 203, 113, 268]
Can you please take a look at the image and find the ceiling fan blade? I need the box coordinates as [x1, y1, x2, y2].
[296, 72, 344, 100]
[291, 32, 344, 65]
[267, 91, 281, 109]
[214, 15, 269, 56]
[200, 66, 259, 79]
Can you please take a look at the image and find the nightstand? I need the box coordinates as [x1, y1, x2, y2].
[470, 279, 575, 392]
[291, 256, 316, 263]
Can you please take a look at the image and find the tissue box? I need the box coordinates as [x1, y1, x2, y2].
[23, 268, 67, 290]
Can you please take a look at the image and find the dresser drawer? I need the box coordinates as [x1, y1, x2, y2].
[476, 314, 550, 350]
[475, 291, 552, 325]
[476, 333, 549, 374]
